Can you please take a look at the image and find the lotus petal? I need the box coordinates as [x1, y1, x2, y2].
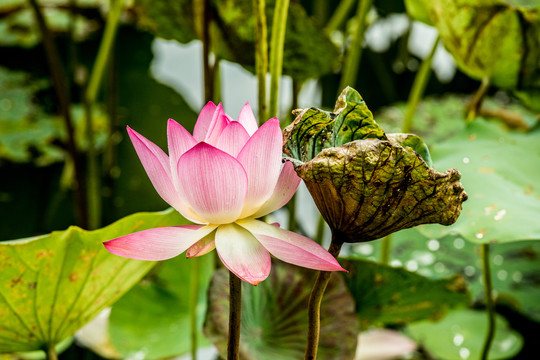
[251, 161, 301, 218]
[193, 101, 217, 141]
[177, 143, 248, 224]
[237, 118, 283, 217]
[104, 225, 217, 261]
[237, 102, 259, 136]
[127, 126, 180, 210]
[238, 219, 345, 272]
[215, 223, 271, 285]
[215, 121, 250, 157]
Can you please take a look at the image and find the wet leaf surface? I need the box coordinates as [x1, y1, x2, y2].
[406, 308, 523, 360]
[342, 258, 469, 328]
[108, 254, 214, 359]
[420, 119, 540, 243]
[351, 228, 540, 322]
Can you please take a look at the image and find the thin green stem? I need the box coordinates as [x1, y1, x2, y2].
[380, 234, 391, 264]
[202, 0, 214, 103]
[325, 0, 356, 34]
[28, 0, 88, 228]
[305, 236, 343, 360]
[287, 193, 297, 233]
[86, 0, 123, 104]
[481, 243, 496, 360]
[254, 0, 268, 122]
[84, 0, 123, 229]
[466, 77, 490, 122]
[45, 346, 58, 360]
[339, 0, 373, 91]
[314, 215, 325, 245]
[269, 0, 290, 118]
[402, 36, 440, 133]
[190, 258, 200, 360]
[228, 271, 242, 360]
[313, 0, 329, 25]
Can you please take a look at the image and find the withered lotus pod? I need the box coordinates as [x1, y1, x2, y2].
[283, 87, 468, 243]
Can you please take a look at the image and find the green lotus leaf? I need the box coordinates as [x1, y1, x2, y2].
[108, 255, 214, 359]
[0, 2, 101, 47]
[203, 261, 358, 360]
[283, 87, 467, 243]
[420, 119, 540, 243]
[406, 308, 523, 360]
[404, 0, 540, 96]
[0, 208, 187, 353]
[342, 258, 469, 328]
[0, 67, 108, 166]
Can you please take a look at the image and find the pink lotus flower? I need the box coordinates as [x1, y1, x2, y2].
[104, 102, 345, 284]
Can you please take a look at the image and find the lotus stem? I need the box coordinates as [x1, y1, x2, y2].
[314, 215, 325, 245]
[305, 235, 343, 360]
[190, 258, 200, 360]
[325, 0, 356, 34]
[269, 0, 290, 118]
[481, 243, 496, 360]
[254, 0, 268, 122]
[339, 0, 373, 91]
[86, 0, 123, 104]
[466, 77, 490, 122]
[202, 0, 214, 103]
[84, 0, 123, 229]
[45, 346, 58, 360]
[228, 271, 242, 359]
[402, 35, 440, 133]
[380, 234, 391, 264]
[287, 193, 297, 233]
[28, 0, 88, 228]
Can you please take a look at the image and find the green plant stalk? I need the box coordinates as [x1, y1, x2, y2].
[380, 234, 391, 264]
[86, 0, 123, 104]
[314, 215, 325, 245]
[287, 193, 298, 233]
[402, 36, 440, 133]
[254, 0, 268, 122]
[325, 0, 356, 34]
[269, 0, 290, 118]
[190, 258, 200, 360]
[313, 0, 329, 25]
[305, 236, 343, 360]
[339, 0, 373, 91]
[228, 271, 242, 360]
[481, 243, 496, 360]
[45, 346, 58, 360]
[213, 58, 221, 103]
[202, 0, 214, 103]
[466, 77, 490, 122]
[28, 0, 88, 228]
[84, 0, 124, 229]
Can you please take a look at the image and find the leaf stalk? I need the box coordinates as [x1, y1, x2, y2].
[228, 271, 242, 359]
[269, 0, 290, 118]
[481, 243, 496, 360]
[304, 235, 343, 359]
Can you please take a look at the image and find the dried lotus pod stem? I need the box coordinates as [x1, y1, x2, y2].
[305, 235, 344, 360]
[284, 87, 467, 359]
